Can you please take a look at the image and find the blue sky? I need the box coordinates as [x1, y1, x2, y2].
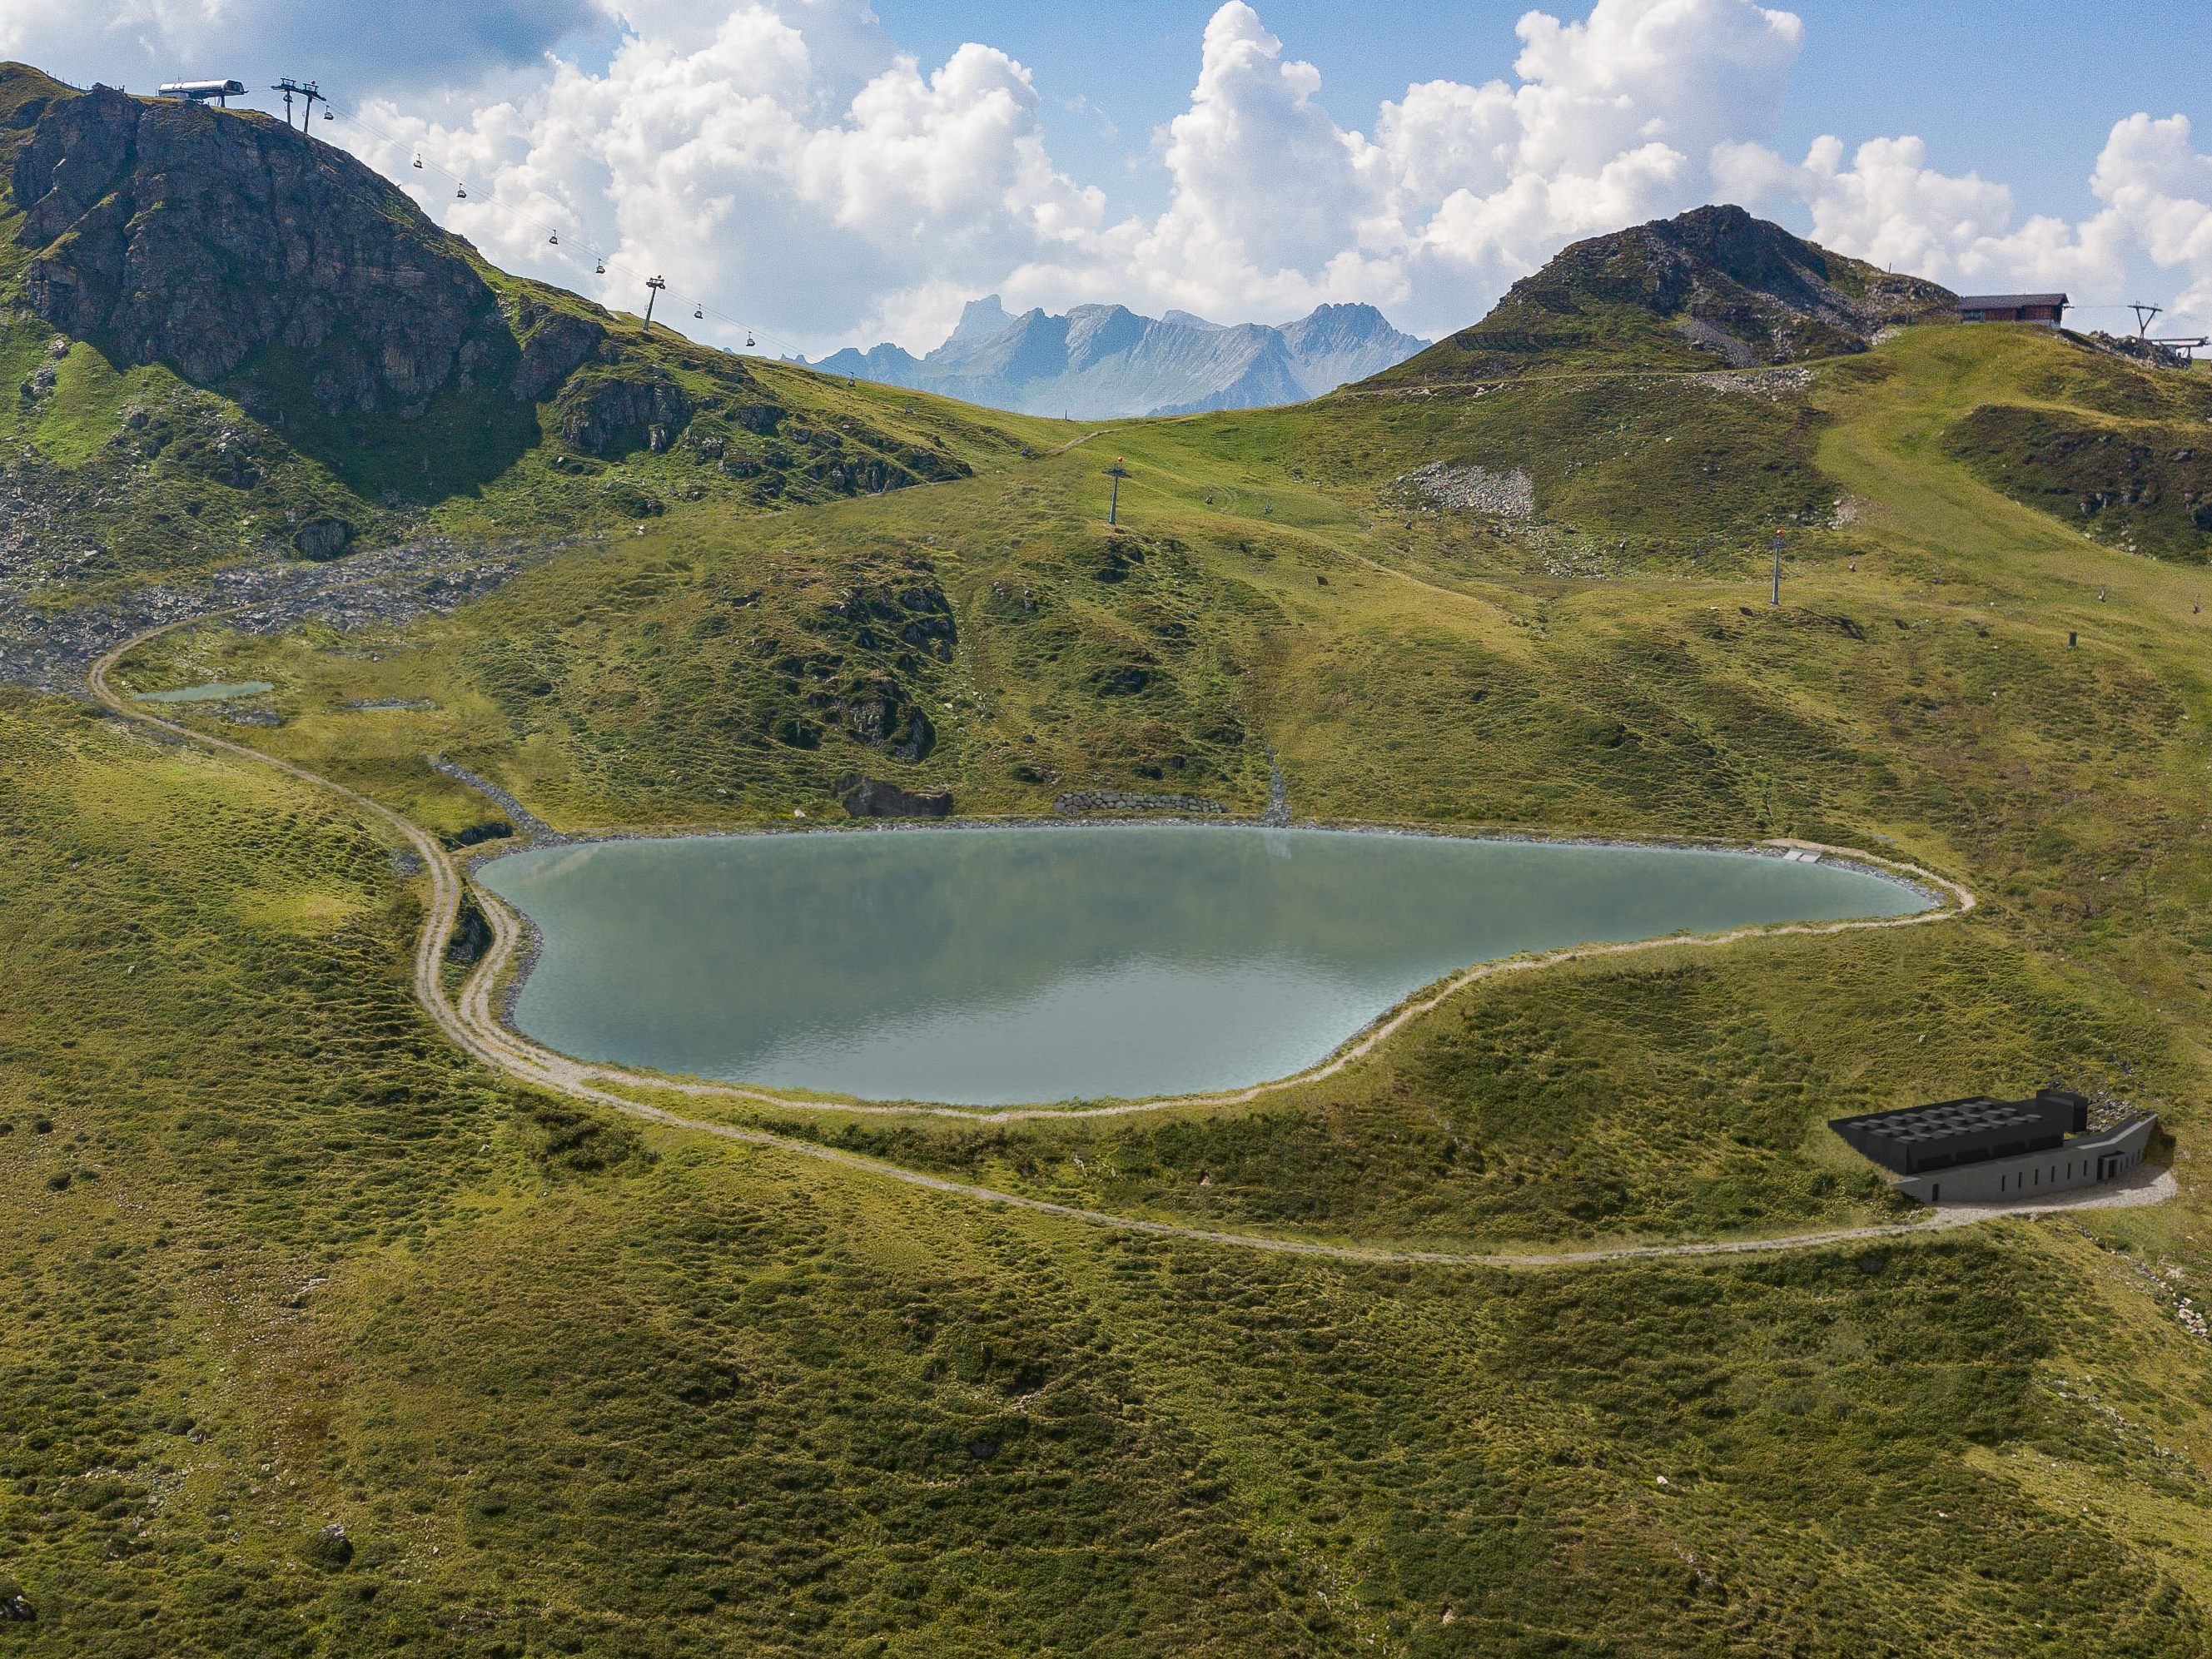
[892, 0, 2206, 236]
[7, 0, 2208, 349]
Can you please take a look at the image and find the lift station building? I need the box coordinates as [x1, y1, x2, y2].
[1830, 1085, 2156, 1205]
[157, 79, 246, 106]
[1955, 292, 2070, 326]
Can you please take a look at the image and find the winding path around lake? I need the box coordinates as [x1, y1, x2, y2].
[90, 617, 2175, 1268]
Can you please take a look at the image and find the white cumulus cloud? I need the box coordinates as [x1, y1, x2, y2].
[2091, 114, 2212, 330]
[1007, 0, 1807, 335]
[5, 0, 2209, 350]
[327, 0, 1832, 349]
[334, 0, 1106, 352]
[1717, 114, 2212, 334]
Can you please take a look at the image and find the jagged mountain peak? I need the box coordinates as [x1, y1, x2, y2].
[807, 296, 1427, 418]
[1285, 301, 1394, 330]
[947, 294, 1013, 342]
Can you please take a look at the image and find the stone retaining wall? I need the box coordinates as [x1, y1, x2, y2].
[1052, 789, 1226, 816]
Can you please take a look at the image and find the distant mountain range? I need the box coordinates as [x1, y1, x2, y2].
[802, 298, 1429, 418]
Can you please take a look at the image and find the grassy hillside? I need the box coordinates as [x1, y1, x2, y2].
[10, 102, 2212, 1652]
[105, 325, 2212, 1244]
[0, 62, 1051, 593]
[4, 701, 2210, 1657]
[50, 319, 2212, 1657]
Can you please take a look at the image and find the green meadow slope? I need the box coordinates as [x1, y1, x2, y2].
[0, 63, 1043, 599]
[6, 67, 2212, 1655]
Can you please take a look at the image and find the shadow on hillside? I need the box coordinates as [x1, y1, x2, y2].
[210, 331, 544, 509]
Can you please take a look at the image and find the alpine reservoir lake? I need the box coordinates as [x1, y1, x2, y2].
[475, 826, 1929, 1107]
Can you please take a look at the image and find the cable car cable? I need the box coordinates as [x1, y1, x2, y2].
[326, 97, 797, 359]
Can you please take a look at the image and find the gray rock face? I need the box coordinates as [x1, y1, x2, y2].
[509, 300, 605, 401]
[12, 86, 514, 417]
[836, 774, 953, 818]
[837, 686, 935, 760]
[2, 71, 656, 459]
[554, 367, 694, 458]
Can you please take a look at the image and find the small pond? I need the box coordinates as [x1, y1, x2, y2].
[475, 827, 1928, 1106]
[132, 680, 275, 703]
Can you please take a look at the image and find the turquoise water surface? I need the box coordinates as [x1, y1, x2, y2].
[475, 827, 1927, 1106]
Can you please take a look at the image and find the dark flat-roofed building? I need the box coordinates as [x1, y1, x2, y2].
[1831, 1084, 2158, 1205]
[1956, 292, 2070, 326]
[1831, 1085, 2087, 1175]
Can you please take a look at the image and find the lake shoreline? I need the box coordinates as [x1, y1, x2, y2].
[462, 812, 1948, 910]
[465, 821, 1952, 1109]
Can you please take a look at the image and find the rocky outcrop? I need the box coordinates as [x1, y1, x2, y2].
[509, 299, 605, 402]
[11, 83, 516, 417]
[835, 680, 936, 761]
[836, 774, 953, 818]
[1376, 204, 1958, 384]
[445, 897, 493, 965]
[554, 366, 693, 457]
[2083, 331, 2197, 373]
[162, 418, 265, 488]
[763, 573, 959, 761]
[827, 579, 957, 663]
[292, 516, 353, 560]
